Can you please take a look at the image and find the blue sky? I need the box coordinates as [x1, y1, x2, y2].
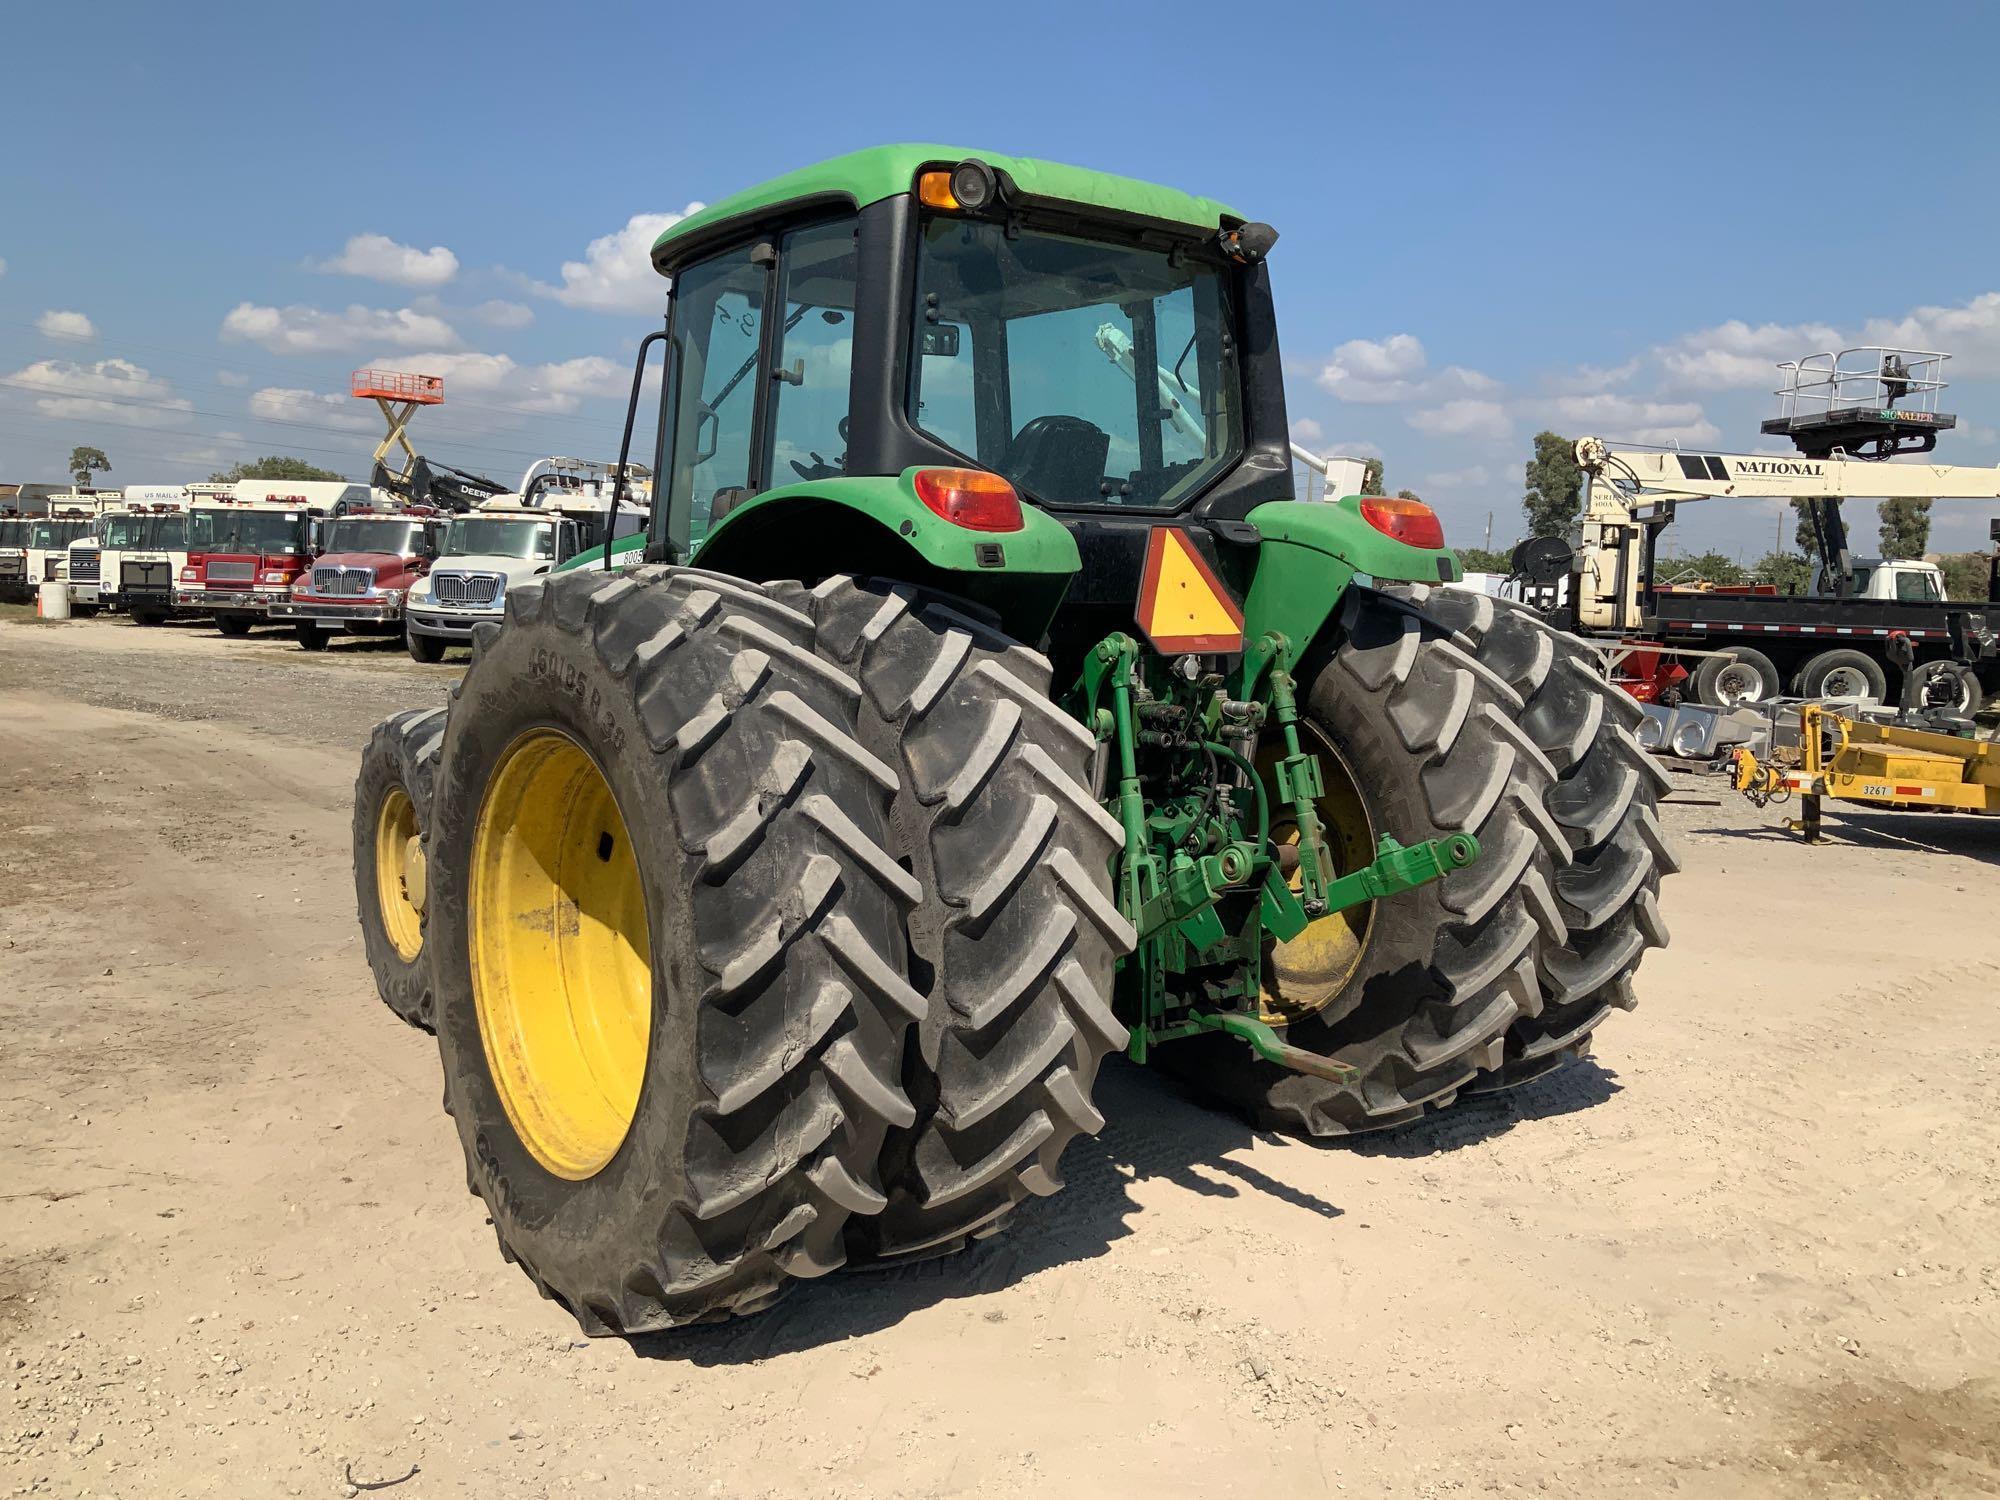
[5, 0, 1999, 559]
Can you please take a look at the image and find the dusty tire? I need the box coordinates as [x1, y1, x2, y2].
[130, 609, 167, 627]
[1166, 585, 1675, 1134]
[426, 567, 924, 1333]
[1797, 648, 1886, 703]
[352, 708, 447, 1029]
[406, 632, 448, 664]
[1692, 647, 1779, 707]
[215, 614, 253, 638]
[804, 577, 1132, 1259]
[296, 623, 332, 652]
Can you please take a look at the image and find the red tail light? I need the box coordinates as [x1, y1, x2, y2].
[912, 468, 1023, 533]
[1360, 496, 1445, 549]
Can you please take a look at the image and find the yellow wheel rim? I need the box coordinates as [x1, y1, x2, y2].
[469, 729, 652, 1181]
[374, 786, 425, 963]
[1259, 724, 1375, 1022]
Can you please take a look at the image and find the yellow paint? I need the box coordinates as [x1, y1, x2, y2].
[1144, 530, 1241, 644]
[373, 786, 425, 963]
[469, 729, 652, 1180]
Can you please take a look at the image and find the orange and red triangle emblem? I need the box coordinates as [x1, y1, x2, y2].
[1135, 527, 1244, 655]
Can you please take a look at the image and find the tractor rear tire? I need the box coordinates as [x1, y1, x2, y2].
[804, 577, 1132, 1260]
[352, 708, 447, 1029]
[425, 568, 924, 1333]
[1166, 584, 1674, 1134]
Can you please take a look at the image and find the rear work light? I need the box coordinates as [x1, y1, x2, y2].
[1359, 496, 1445, 550]
[912, 468, 1024, 533]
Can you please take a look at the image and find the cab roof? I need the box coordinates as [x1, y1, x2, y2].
[651, 144, 1241, 273]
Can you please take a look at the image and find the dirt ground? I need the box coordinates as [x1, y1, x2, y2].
[4, 610, 1998, 1500]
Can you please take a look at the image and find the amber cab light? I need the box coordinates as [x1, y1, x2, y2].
[916, 171, 962, 210]
[1359, 495, 1445, 550]
[912, 468, 1024, 533]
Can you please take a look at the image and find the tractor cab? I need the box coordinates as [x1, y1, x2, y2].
[628, 146, 1448, 676]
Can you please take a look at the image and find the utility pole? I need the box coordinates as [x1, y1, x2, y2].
[1484, 510, 1493, 551]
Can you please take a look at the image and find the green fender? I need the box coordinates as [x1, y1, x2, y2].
[555, 532, 649, 573]
[1237, 497, 1462, 688]
[688, 469, 1081, 644]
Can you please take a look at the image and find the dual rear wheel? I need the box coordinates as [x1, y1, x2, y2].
[352, 571, 1674, 1331]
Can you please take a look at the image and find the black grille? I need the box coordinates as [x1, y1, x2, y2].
[122, 561, 171, 592]
[313, 565, 372, 596]
[432, 572, 501, 606]
[0, 557, 22, 579]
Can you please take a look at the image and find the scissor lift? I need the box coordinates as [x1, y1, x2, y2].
[352, 369, 445, 493]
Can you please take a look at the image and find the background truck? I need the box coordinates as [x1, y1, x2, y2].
[22, 493, 115, 603]
[97, 499, 192, 624]
[270, 507, 447, 649]
[1535, 350, 2000, 711]
[0, 512, 29, 599]
[403, 493, 646, 661]
[175, 492, 329, 635]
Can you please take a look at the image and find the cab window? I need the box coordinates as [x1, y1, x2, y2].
[663, 246, 768, 549]
[764, 220, 856, 489]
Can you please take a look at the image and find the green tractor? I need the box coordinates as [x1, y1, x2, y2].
[351, 146, 1675, 1333]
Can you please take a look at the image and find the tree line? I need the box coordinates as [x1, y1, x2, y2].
[66, 445, 349, 489]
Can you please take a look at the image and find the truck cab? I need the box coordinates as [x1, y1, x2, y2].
[403, 501, 643, 661]
[1814, 556, 1946, 603]
[0, 514, 28, 600]
[175, 498, 324, 635]
[269, 508, 446, 650]
[98, 504, 191, 623]
[25, 510, 101, 597]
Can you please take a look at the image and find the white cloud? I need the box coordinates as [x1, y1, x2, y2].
[1314, 333, 1499, 406]
[369, 349, 629, 416]
[1407, 398, 1511, 442]
[1536, 393, 1719, 446]
[222, 301, 459, 354]
[216, 369, 250, 388]
[1289, 417, 1323, 443]
[1860, 292, 2000, 379]
[313, 233, 459, 288]
[36, 309, 96, 341]
[528, 206, 703, 314]
[249, 386, 380, 432]
[5, 357, 192, 427]
[1543, 359, 1639, 394]
[0, 258, 8, 276]
[471, 299, 534, 329]
[1657, 317, 1840, 391]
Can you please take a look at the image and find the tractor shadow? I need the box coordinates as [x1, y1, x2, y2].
[635, 1050, 1613, 1365]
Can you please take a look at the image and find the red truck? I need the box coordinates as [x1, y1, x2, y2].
[173, 495, 330, 635]
[268, 506, 446, 650]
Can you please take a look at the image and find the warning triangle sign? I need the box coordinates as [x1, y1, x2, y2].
[1136, 527, 1244, 655]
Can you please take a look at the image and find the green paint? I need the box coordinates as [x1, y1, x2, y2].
[553, 531, 647, 574]
[1238, 499, 1461, 689]
[653, 144, 1241, 271]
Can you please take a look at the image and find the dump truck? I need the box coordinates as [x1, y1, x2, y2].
[350, 146, 1676, 1334]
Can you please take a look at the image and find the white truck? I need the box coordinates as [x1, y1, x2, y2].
[404, 493, 647, 662]
[97, 489, 193, 623]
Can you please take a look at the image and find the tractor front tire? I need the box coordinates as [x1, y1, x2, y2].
[805, 578, 1132, 1260]
[1168, 584, 1674, 1134]
[425, 568, 924, 1333]
[352, 708, 447, 1029]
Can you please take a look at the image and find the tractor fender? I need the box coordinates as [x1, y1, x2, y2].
[1238, 498, 1461, 688]
[691, 470, 1081, 644]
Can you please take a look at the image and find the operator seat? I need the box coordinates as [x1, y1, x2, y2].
[1008, 415, 1110, 505]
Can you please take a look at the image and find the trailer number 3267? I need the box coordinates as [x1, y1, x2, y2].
[1861, 782, 1893, 797]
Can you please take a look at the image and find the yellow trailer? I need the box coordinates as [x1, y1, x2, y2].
[1733, 703, 1999, 840]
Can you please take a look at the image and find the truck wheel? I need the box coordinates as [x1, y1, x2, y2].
[1798, 648, 1886, 703]
[406, 632, 449, 664]
[1163, 585, 1674, 1134]
[352, 708, 447, 1029]
[296, 623, 332, 651]
[130, 608, 167, 627]
[1692, 646, 1780, 707]
[804, 577, 1132, 1260]
[426, 569, 923, 1332]
[216, 615, 253, 638]
[1911, 660, 1983, 715]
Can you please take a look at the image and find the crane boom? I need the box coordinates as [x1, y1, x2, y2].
[1576, 437, 2000, 503]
